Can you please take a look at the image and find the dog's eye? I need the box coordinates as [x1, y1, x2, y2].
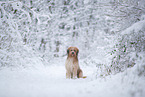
[71, 50, 72, 51]
[74, 50, 76, 52]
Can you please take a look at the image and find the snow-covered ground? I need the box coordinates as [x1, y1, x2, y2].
[0, 58, 144, 97]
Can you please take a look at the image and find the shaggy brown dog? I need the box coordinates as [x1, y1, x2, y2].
[65, 47, 85, 79]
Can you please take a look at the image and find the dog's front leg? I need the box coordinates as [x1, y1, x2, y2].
[73, 66, 77, 79]
[66, 71, 71, 79]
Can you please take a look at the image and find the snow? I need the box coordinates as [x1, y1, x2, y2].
[0, 1, 145, 97]
[0, 58, 144, 97]
[121, 19, 145, 35]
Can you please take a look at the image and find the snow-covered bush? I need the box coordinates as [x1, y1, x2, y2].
[93, 0, 145, 77]
[110, 18, 145, 75]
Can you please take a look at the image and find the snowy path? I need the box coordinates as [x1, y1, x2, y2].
[0, 63, 144, 97]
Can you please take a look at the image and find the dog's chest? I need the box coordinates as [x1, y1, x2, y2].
[65, 58, 77, 71]
[66, 59, 74, 66]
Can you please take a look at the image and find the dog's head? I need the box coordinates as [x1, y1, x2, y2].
[67, 47, 79, 57]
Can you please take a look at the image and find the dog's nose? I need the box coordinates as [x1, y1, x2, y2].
[72, 52, 74, 54]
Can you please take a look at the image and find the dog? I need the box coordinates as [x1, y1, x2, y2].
[65, 47, 86, 79]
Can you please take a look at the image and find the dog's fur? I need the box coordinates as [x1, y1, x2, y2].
[65, 47, 84, 79]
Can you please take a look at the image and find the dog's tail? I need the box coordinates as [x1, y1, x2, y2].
[82, 76, 87, 78]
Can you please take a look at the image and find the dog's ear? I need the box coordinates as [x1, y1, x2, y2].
[67, 49, 69, 55]
[76, 49, 79, 56]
